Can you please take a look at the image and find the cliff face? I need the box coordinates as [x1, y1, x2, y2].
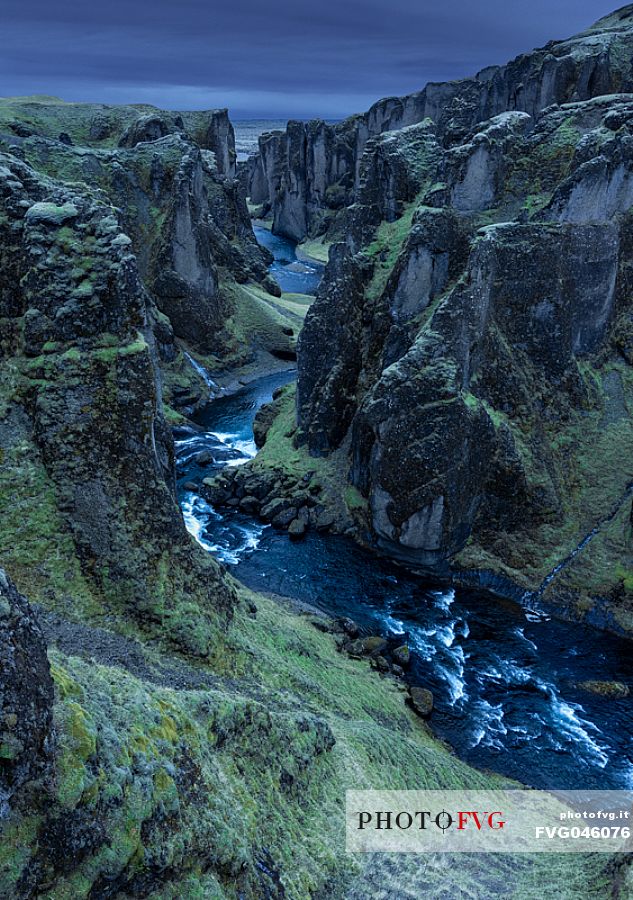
[1, 98, 299, 422]
[0, 149, 566, 893]
[7, 117, 271, 358]
[0, 127, 342, 899]
[0, 151, 236, 656]
[248, 4, 633, 242]
[0, 100, 477, 900]
[296, 12, 633, 633]
[0, 570, 54, 819]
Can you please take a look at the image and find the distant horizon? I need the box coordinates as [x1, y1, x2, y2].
[0, 1, 622, 120]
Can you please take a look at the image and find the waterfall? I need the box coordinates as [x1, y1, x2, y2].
[184, 352, 218, 393]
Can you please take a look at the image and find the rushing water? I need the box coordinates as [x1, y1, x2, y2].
[175, 229, 633, 792]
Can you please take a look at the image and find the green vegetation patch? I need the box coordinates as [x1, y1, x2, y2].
[363, 201, 419, 302]
[0, 585, 611, 897]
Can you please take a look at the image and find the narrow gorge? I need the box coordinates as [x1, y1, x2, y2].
[2, 5, 633, 898]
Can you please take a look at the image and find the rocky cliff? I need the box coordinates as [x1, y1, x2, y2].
[289, 10, 633, 633]
[0, 98, 237, 176]
[3, 11, 633, 896]
[0, 150, 236, 655]
[0, 98, 540, 900]
[1, 97, 296, 418]
[247, 4, 633, 243]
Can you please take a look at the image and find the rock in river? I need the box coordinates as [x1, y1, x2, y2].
[577, 680, 630, 699]
[392, 644, 411, 668]
[288, 518, 307, 540]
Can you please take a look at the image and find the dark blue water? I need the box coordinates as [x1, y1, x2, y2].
[253, 225, 323, 294]
[174, 226, 633, 793]
[175, 373, 633, 792]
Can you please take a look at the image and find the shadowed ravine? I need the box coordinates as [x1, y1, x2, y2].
[176, 231, 633, 793]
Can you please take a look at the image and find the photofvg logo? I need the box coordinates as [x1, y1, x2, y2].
[357, 807, 506, 834]
[346, 790, 633, 853]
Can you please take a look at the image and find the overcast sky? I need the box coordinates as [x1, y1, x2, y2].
[0, 1, 622, 119]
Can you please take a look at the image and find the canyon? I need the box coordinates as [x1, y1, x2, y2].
[239, 6, 633, 636]
[1, 5, 633, 898]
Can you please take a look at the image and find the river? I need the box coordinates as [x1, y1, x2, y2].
[175, 228, 633, 792]
[252, 226, 323, 295]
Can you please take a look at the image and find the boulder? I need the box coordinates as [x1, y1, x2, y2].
[288, 518, 307, 540]
[408, 686, 434, 717]
[576, 681, 630, 699]
[272, 508, 297, 528]
[314, 509, 336, 531]
[172, 424, 202, 438]
[260, 497, 293, 521]
[392, 645, 411, 668]
[201, 477, 233, 506]
[372, 655, 391, 673]
[252, 410, 272, 450]
[194, 450, 214, 466]
[336, 617, 359, 638]
[344, 636, 388, 658]
[237, 471, 276, 500]
[239, 495, 261, 514]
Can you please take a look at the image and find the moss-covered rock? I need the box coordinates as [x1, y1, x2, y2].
[0, 151, 235, 657]
[0, 572, 615, 898]
[292, 80, 633, 634]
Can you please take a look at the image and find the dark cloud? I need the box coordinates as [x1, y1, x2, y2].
[0, 1, 622, 118]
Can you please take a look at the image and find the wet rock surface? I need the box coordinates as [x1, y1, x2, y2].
[408, 686, 434, 717]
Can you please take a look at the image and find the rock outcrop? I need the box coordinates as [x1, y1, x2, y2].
[1, 97, 298, 420]
[0, 151, 235, 655]
[294, 11, 633, 632]
[14, 129, 269, 357]
[1, 12, 633, 898]
[247, 4, 633, 242]
[0, 569, 54, 818]
[0, 111, 379, 899]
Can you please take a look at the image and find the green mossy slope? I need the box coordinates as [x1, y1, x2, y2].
[0, 583, 615, 898]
